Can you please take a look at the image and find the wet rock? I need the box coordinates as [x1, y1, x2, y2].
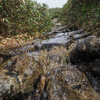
[69, 36, 100, 64]
[50, 25, 70, 34]
[72, 84, 81, 91]
[84, 71, 100, 92]
[0, 45, 68, 100]
[23, 45, 100, 100]
[68, 28, 86, 36]
[22, 46, 68, 100]
[91, 59, 100, 76]
[73, 32, 90, 40]
[0, 53, 44, 100]
[46, 66, 100, 100]
[0, 45, 35, 57]
[37, 46, 68, 73]
[41, 37, 74, 50]
[55, 22, 62, 26]
[0, 28, 90, 58]
[0, 56, 3, 65]
[68, 25, 78, 31]
[48, 46, 67, 64]
[49, 33, 65, 38]
[69, 35, 100, 92]
[39, 32, 76, 50]
[0, 26, 99, 100]
[39, 31, 90, 51]
[0, 39, 40, 57]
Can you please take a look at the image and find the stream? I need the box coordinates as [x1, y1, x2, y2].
[0, 25, 100, 100]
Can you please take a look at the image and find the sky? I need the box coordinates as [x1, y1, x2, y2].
[32, 0, 68, 8]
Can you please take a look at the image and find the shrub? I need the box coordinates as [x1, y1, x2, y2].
[59, 0, 100, 29]
[48, 7, 62, 19]
[0, 0, 53, 37]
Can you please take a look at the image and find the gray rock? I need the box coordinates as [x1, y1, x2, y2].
[69, 36, 100, 92]
[69, 36, 100, 64]
[0, 53, 44, 99]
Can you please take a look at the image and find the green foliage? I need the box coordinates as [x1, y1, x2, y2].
[48, 7, 62, 19]
[89, 32, 92, 35]
[59, 0, 100, 29]
[0, 0, 54, 37]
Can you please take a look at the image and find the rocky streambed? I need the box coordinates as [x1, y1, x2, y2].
[0, 25, 100, 100]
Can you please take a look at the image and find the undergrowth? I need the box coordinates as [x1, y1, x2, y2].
[58, 0, 100, 33]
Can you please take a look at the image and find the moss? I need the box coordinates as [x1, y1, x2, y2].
[89, 32, 92, 35]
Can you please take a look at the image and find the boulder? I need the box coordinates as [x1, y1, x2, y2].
[91, 59, 100, 76]
[46, 66, 100, 100]
[69, 35, 100, 92]
[31, 65, 100, 100]
[69, 36, 100, 64]
[0, 27, 99, 100]
[23, 46, 100, 100]
[0, 46, 68, 100]
[0, 53, 44, 100]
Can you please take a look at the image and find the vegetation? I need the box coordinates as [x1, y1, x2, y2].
[1, 0, 100, 38]
[48, 7, 62, 19]
[59, 0, 100, 33]
[0, 0, 54, 38]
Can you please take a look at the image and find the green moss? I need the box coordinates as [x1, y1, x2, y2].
[89, 32, 92, 35]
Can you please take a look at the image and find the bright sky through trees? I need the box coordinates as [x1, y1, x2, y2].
[32, 0, 68, 8]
